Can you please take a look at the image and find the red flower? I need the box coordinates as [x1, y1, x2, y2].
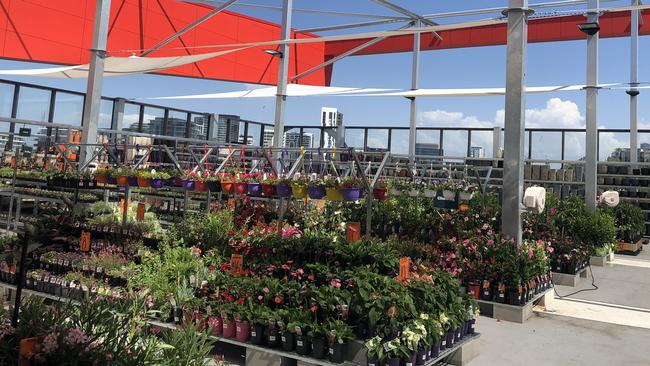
[274, 297, 282, 304]
[237, 297, 245, 304]
[282, 264, 291, 271]
[310, 306, 318, 312]
[308, 274, 315, 281]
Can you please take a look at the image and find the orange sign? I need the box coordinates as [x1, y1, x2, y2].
[346, 222, 361, 243]
[80, 231, 91, 252]
[230, 254, 243, 275]
[228, 198, 236, 211]
[459, 203, 470, 212]
[399, 257, 410, 280]
[120, 199, 130, 215]
[136, 202, 145, 221]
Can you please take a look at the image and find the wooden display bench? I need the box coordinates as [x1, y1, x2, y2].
[590, 251, 614, 267]
[615, 239, 644, 256]
[476, 288, 553, 324]
[551, 267, 588, 287]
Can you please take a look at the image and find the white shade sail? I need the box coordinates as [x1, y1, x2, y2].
[150, 83, 620, 100]
[0, 48, 246, 78]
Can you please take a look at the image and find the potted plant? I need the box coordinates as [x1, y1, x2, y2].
[275, 177, 293, 198]
[307, 176, 327, 199]
[309, 323, 328, 359]
[135, 169, 151, 188]
[266, 310, 281, 348]
[324, 176, 342, 201]
[194, 173, 209, 192]
[220, 173, 235, 194]
[234, 303, 252, 342]
[325, 319, 354, 363]
[277, 309, 296, 352]
[221, 303, 237, 339]
[234, 174, 250, 196]
[150, 170, 171, 189]
[249, 304, 268, 345]
[440, 181, 458, 200]
[373, 180, 389, 200]
[245, 174, 262, 196]
[459, 181, 476, 201]
[291, 175, 309, 199]
[259, 175, 276, 197]
[95, 167, 111, 185]
[340, 177, 364, 202]
[181, 172, 196, 191]
[365, 336, 385, 366]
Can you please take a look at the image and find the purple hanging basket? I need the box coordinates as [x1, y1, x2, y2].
[127, 176, 138, 186]
[307, 186, 326, 199]
[247, 182, 262, 196]
[182, 179, 195, 191]
[106, 176, 117, 185]
[341, 187, 363, 201]
[276, 184, 293, 198]
[150, 179, 165, 189]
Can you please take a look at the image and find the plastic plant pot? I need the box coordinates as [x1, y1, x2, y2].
[276, 184, 293, 198]
[328, 342, 346, 364]
[127, 176, 138, 186]
[310, 337, 327, 359]
[403, 353, 417, 366]
[222, 319, 236, 338]
[234, 182, 248, 195]
[325, 187, 342, 201]
[250, 324, 265, 345]
[247, 182, 262, 196]
[136, 177, 150, 188]
[116, 176, 129, 187]
[95, 174, 107, 184]
[341, 187, 363, 201]
[266, 328, 280, 348]
[150, 179, 165, 189]
[106, 175, 117, 185]
[423, 189, 437, 198]
[194, 181, 208, 192]
[281, 331, 295, 352]
[221, 181, 234, 194]
[372, 187, 388, 200]
[442, 190, 456, 200]
[384, 358, 400, 366]
[295, 335, 310, 355]
[207, 181, 221, 192]
[445, 331, 455, 349]
[416, 349, 428, 365]
[307, 186, 326, 199]
[182, 179, 195, 191]
[261, 183, 276, 197]
[367, 357, 380, 366]
[291, 184, 308, 199]
[431, 341, 440, 358]
[468, 283, 481, 299]
[235, 321, 251, 342]
[454, 327, 462, 343]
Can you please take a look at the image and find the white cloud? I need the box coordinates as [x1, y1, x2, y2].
[493, 98, 585, 128]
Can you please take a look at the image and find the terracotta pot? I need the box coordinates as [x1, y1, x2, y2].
[116, 175, 129, 187]
[221, 181, 234, 194]
[137, 177, 150, 188]
[95, 174, 107, 184]
[372, 187, 388, 200]
[194, 181, 208, 192]
[261, 183, 276, 197]
[234, 182, 248, 195]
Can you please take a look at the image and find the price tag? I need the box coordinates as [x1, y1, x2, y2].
[80, 231, 91, 252]
[136, 202, 146, 221]
[230, 254, 243, 275]
[399, 257, 410, 280]
[346, 222, 361, 243]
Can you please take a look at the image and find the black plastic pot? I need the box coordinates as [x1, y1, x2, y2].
[508, 290, 523, 306]
[402, 353, 417, 366]
[311, 337, 327, 359]
[468, 318, 476, 334]
[384, 358, 400, 366]
[266, 328, 280, 348]
[173, 307, 183, 325]
[328, 342, 346, 364]
[454, 327, 462, 343]
[445, 331, 455, 349]
[431, 341, 441, 358]
[480, 280, 492, 301]
[251, 324, 265, 345]
[296, 334, 310, 355]
[367, 356, 380, 366]
[281, 331, 295, 352]
[416, 348, 428, 365]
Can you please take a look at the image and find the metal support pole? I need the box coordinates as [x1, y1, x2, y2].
[492, 127, 501, 158]
[585, 0, 599, 211]
[501, 0, 530, 243]
[272, 0, 293, 172]
[79, 0, 111, 169]
[408, 21, 420, 163]
[11, 228, 31, 327]
[628, 0, 640, 164]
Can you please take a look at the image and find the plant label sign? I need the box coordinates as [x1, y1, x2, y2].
[136, 202, 146, 221]
[80, 231, 91, 252]
[346, 222, 361, 243]
[399, 257, 410, 280]
[230, 254, 244, 275]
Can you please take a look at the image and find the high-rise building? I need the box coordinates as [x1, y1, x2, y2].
[283, 132, 313, 149]
[321, 107, 343, 148]
[471, 146, 484, 158]
[262, 130, 274, 147]
[238, 135, 254, 145]
[211, 114, 240, 144]
[415, 143, 443, 157]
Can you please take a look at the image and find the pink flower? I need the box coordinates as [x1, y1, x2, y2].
[310, 306, 318, 312]
[41, 331, 59, 353]
[330, 279, 341, 288]
[146, 295, 154, 308]
[296, 269, 304, 275]
[547, 246, 555, 253]
[282, 264, 291, 270]
[258, 295, 264, 301]
[487, 239, 494, 246]
[527, 247, 534, 259]
[550, 207, 556, 216]
[64, 327, 89, 345]
[263, 287, 270, 293]
[274, 296, 283, 304]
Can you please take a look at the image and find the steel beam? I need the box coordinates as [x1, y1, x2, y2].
[628, 0, 640, 164]
[501, 0, 530, 244]
[272, 0, 293, 172]
[408, 20, 421, 163]
[298, 18, 407, 33]
[585, 0, 599, 211]
[79, 0, 111, 170]
[370, 0, 442, 40]
[141, 0, 238, 56]
[291, 23, 412, 82]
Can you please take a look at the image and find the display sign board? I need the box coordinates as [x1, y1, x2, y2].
[346, 222, 360, 243]
[18, 127, 31, 137]
[230, 254, 243, 275]
[80, 231, 91, 252]
[136, 202, 145, 221]
[399, 257, 410, 280]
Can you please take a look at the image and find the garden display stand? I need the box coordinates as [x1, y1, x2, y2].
[590, 251, 615, 266]
[615, 238, 644, 256]
[551, 267, 589, 287]
[476, 289, 554, 324]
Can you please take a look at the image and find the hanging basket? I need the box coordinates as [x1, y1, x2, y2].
[341, 187, 363, 201]
[207, 180, 221, 192]
[307, 186, 326, 199]
[137, 177, 151, 188]
[221, 181, 234, 194]
[195, 181, 209, 192]
[291, 184, 308, 199]
[116, 175, 129, 187]
[234, 182, 248, 195]
[182, 179, 195, 191]
[459, 191, 474, 201]
[326, 187, 342, 201]
[261, 183, 276, 197]
[442, 190, 456, 200]
[276, 184, 293, 198]
[127, 176, 138, 186]
[106, 175, 117, 185]
[150, 178, 165, 189]
[95, 174, 107, 184]
[247, 182, 262, 196]
[372, 188, 388, 200]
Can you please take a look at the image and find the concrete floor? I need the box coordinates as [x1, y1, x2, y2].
[467, 245, 650, 366]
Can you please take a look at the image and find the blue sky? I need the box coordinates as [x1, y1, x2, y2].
[0, 0, 647, 158]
